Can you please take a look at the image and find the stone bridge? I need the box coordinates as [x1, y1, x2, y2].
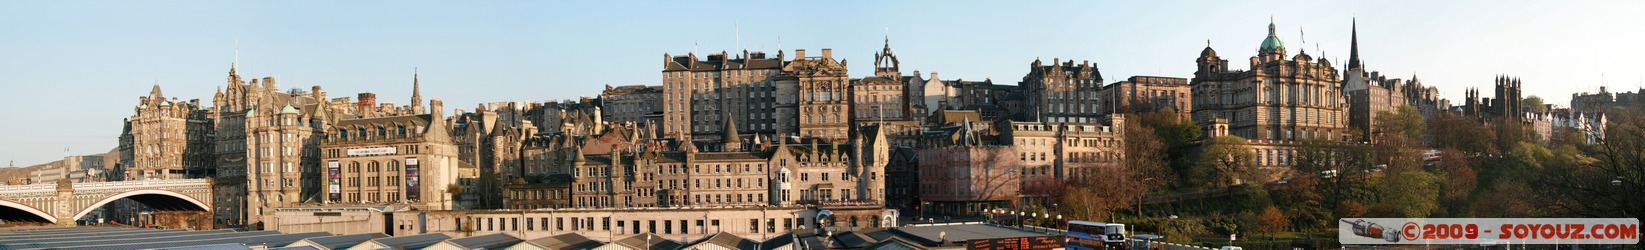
[0, 178, 212, 225]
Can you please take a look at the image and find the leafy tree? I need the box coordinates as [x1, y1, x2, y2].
[1135, 109, 1203, 190]
[1470, 181, 1537, 217]
[1373, 106, 1426, 175]
[1336, 200, 1367, 218]
[1438, 148, 1477, 217]
[1256, 206, 1290, 237]
[1199, 136, 1259, 187]
[1376, 106, 1426, 143]
[1372, 170, 1441, 218]
[1523, 95, 1547, 113]
[1428, 112, 1497, 156]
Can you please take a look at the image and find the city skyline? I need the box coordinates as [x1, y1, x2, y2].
[5, 0, 1645, 165]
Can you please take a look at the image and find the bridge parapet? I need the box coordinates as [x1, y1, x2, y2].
[0, 179, 214, 226]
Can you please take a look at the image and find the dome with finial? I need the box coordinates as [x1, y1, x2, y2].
[1199, 45, 1217, 58]
[280, 104, 298, 114]
[1259, 18, 1285, 52]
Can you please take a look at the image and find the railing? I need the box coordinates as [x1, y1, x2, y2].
[0, 183, 55, 193]
[73, 179, 210, 189]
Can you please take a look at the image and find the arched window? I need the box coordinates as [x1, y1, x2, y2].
[388, 160, 400, 172]
[349, 162, 360, 173]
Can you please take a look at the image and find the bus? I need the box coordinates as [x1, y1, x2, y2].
[1066, 220, 1128, 250]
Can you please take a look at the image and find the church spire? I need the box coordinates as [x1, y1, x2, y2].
[411, 68, 423, 110]
[1349, 18, 1362, 70]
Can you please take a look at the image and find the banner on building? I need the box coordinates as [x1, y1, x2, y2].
[405, 157, 420, 201]
[328, 160, 341, 202]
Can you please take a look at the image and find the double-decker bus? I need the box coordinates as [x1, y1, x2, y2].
[1066, 220, 1128, 250]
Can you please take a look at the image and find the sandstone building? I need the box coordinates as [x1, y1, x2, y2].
[319, 99, 460, 210]
[1192, 19, 1348, 143]
[1020, 59, 1104, 123]
[1098, 75, 1192, 117]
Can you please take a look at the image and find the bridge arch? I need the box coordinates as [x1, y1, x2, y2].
[0, 198, 56, 223]
[70, 189, 210, 221]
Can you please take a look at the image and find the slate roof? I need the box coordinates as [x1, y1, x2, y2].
[517, 233, 604, 250]
[439, 233, 522, 250]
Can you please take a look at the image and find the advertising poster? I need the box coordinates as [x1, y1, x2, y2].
[328, 160, 341, 202]
[406, 157, 420, 201]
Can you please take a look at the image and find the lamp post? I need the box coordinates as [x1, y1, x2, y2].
[1614, 177, 1628, 219]
[1138, 177, 1155, 219]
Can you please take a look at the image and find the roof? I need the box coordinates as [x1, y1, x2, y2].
[286, 233, 386, 250]
[682, 232, 757, 250]
[439, 233, 522, 250]
[143, 243, 254, 250]
[890, 224, 1054, 246]
[355, 233, 451, 250]
[609, 233, 680, 250]
[516, 233, 603, 250]
[1260, 20, 1285, 51]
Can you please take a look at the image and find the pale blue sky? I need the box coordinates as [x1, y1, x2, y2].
[3, 1, 1644, 166]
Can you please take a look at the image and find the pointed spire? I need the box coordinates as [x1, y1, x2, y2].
[149, 80, 164, 98]
[1349, 18, 1362, 70]
[723, 113, 740, 143]
[411, 67, 423, 107]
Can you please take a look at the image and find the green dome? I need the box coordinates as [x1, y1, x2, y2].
[1259, 21, 1284, 51]
[1260, 35, 1284, 51]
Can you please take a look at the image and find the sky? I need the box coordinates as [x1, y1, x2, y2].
[3, 1, 1645, 166]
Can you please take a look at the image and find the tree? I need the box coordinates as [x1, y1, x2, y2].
[1470, 181, 1537, 217]
[1539, 109, 1645, 218]
[1438, 148, 1477, 217]
[1336, 200, 1367, 218]
[446, 183, 465, 209]
[1059, 165, 1140, 221]
[1428, 112, 1497, 156]
[1135, 109, 1203, 190]
[1372, 170, 1441, 218]
[1256, 206, 1290, 237]
[1118, 115, 1171, 217]
[1523, 95, 1547, 113]
[1374, 106, 1427, 182]
[1199, 136, 1259, 187]
[971, 147, 1025, 207]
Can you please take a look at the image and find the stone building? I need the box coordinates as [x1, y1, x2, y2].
[120, 83, 216, 181]
[1342, 21, 1446, 141]
[785, 49, 855, 140]
[452, 101, 540, 209]
[209, 65, 386, 228]
[1098, 76, 1192, 116]
[1021, 59, 1104, 123]
[915, 145, 1018, 216]
[999, 119, 1124, 205]
[600, 85, 664, 126]
[661, 50, 786, 141]
[319, 99, 459, 210]
[1192, 18, 1347, 143]
[913, 115, 1124, 215]
[490, 120, 891, 211]
[660, 48, 866, 141]
[1462, 76, 1524, 123]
